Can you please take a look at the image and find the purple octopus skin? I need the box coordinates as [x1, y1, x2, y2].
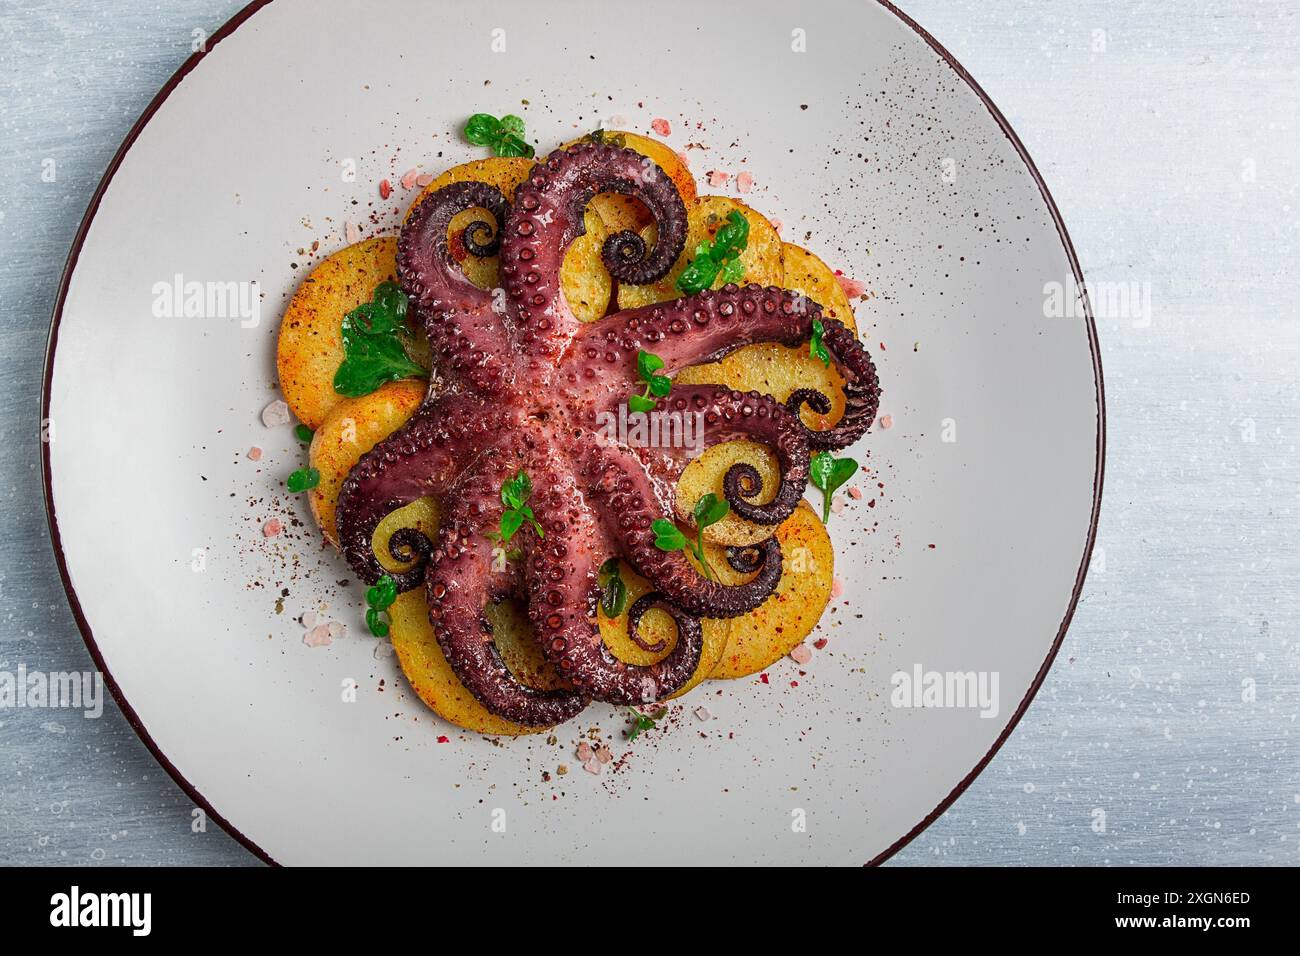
[425, 446, 589, 727]
[331, 142, 882, 726]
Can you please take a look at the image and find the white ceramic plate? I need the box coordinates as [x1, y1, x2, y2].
[43, 0, 1102, 865]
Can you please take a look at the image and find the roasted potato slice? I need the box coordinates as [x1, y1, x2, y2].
[561, 210, 614, 323]
[596, 557, 728, 700]
[277, 237, 415, 429]
[674, 441, 781, 547]
[307, 378, 426, 545]
[709, 502, 833, 679]
[389, 590, 572, 736]
[617, 195, 783, 311]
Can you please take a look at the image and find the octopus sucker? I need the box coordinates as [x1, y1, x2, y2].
[331, 142, 881, 725]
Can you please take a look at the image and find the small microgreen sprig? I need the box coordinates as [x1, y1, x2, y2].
[626, 705, 667, 742]
[809, 317, 831, 367]
[497, 470, 543, 544]
[676, 210, 749, 295]
[809, 451, 859, 523]
[334, 281, 426, 398]
[628, 350, 672, 413]
[365, 574, 398, 637]
[463, 113, 535, 158]
[598, 558, 628, 618]
[294, 424, 314, 444]
[286, 467, 320, 493]
[651, 493, 730, 580]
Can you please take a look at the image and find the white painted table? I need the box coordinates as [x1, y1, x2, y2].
[2, 0, 1295, 865]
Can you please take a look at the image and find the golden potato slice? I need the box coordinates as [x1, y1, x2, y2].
[278, 237, 410, 429]
[617, 195, 783, 310]
[780, 242, 858, 331]
[709, 502, 833, 679]
[404, 157, 535, 290]
[307, 378, 426, 545]
[561, 210, 614, 322]
[389, 590, 572, 736]
[674, 441, 781, 547]
[596, 558, 728, 700]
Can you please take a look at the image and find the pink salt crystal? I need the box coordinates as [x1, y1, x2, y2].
[848, 486, 863, 500]
[608, 114, 629, 128]
[303, 625, 332, 648]
[879, 414, 893, 430]
[835, 274, 867, 298]
[262, 518, 283, 538]
[247, 446, 263, 461]
[261, 399, 290, 428]
[576, 741, 594, 762]
[694, 706, 713, 721]
[400, 168, 420, 190]
[831, 577, 844, 599]
[583, 759, 601, 775]
[650, 117, 671, 136]
[345, 221, 361, 244]
[595, 745, 612, 765]
[813, 638, 828, 650]
[735, 171, 754, 193]
[831, 498, 845, 514]
[770, 218, 783, 235]
[707, 170, 729, 187]
[327, 621, 346, 639]
[301, 610, 317, 628]
[676, 150, 691, 169]
[789, 643, 813, 665]
[373, 641, 394, 660]
[415, 173, 434, 187]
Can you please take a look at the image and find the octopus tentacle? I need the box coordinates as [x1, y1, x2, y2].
[521, 452, 703, 704]
[581, 441, 783, 619]
[559, 284, 881, 448]
[424, 459, 589, 727]
[398, 180, 518, 394]
[641, 384, 811, 527]
[335, 397, 518, 590]
[499, 142, 689, 361]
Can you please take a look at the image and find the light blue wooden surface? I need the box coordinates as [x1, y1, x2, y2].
[2, 0, 1296, 866]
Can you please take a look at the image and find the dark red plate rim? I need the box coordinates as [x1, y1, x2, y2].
[39, 0, 1104, 868]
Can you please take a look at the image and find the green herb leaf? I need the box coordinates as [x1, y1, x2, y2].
[718, 257, 746, 285]
[286, 467, 320, 493]
[631, 350, 671, 409]
[810, 318, 831, 367]
[809, 451, 859, 522]
[598, 558, 628, 618]
[693, 493, 730, 529]
[637, 350, 666, 381]
[463, 113, 502, 146]
[494, 134, 535, 158]
[626, 705, 666, 741]
[366, 575, 398, 610]
[365, 607, 390, 638]
[652, 518, 687, 553]
[463, 113, 535, 158]
[675, 256, 720, 296]
[499, 508, 525, 543]
[499, 114, 526, 138]
[294, 424, 314, 444]
[497, 470, 541, 544]
[333, 282, 425, 398]
[675, 211, 750, 295]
